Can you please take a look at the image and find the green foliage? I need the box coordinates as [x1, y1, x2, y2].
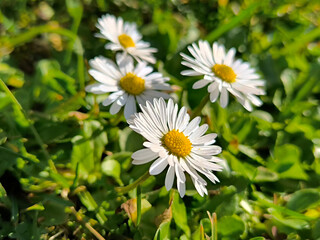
[172, 191, 191, 237]
[218, 215, 245, 239]
[0, 0, 320, 239]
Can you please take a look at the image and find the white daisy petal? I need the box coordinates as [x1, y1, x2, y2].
[86, 46, 171, 119]
[183, 117, 201, 136]
[149, 157, 168, 175]
[159, 149, 168, 159]
[193, 79, 212, 89]
[193, 179, 204, 197]
[132, 148, 158, 162]
[165, 166, 175, 190]
[124, 95, 136, 119]
[167, 154, 174, 166]
[223, 47, 236, 66]
[171, 102, 179, 131]
[89, 69, 117, 85]
[143, 90, 171, 99]
[181, 40, 265, 110]
[95, 14, 157, 63]
[143, 141, 164, 153]
[129, 98, 223, 198]
[110, 98, 122, 114]
[192, 133, 217, 145]
[167, 98, 175, 130]
[177, 180, 186, 198]
[247, 94, 263, 106]
[189, 124, 208, 141]
[242, 99, 253, 112]
[210, 87, 220, 103]
[220, 87, 229, 108]
[116, 92, 128, 106]
[192, 145, 222, 155]
[175, 106, 187, 130]
[89, 56, 121, 80]
[102, 91, 124, 106]
[175, 162, 186, 182]
[85, 83, 119, 94]
[181, 69, 203, 76]
[179, 159, 199, 181]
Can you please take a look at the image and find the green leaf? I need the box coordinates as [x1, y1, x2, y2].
[0, 146, 31, 177]
[66, 0, 83, 19]
[270, 210, 310, 230]
[35, 60, 76, 97]
[215, 193, 238, 218]
[50, 92, 86, 117]
[218, 215, 245, 238]
[49, 171, 70, 188]
[101, 159, 121, 180]
[253, 191, 313, 221]
[222, 151, 256, 180]
[0, 63, 24, 88]
[119, 127, 144, 152]
[71, 135, 94, 177]
[287, 189, 320, 212]
[238, 145, 265, 164]
[312, 219, 320, 240]
[172, 191, 190, 237]
[39, 200, 69, 226]
[121, 198, 152, 225]
[25, 203, 45, 211]
[291, 63, 320, 104]
[154, 220, 171, 240]
[253, 167, 279, 182]
[0, 183, 10, 207]
[202, 186, 237, 214]
[71, 120, 108, 179]
[269, 144, 308, 180]
[83, 120, 108, 161]
[77, 190, 98, 211]
[280, 69, 296, 100]
[14, 221, 38, 240]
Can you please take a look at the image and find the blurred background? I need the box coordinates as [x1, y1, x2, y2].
[0, 0, 320, 239]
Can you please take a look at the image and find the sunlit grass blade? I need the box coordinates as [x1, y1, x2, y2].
[206, 2, 263, 42]
[136, 185, 142, 226]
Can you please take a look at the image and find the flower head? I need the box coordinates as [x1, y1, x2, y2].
[128, 98, 223, 197]
[96, 14, 157, 64]
[85, 55, 171, 119]
[181, 40, 265, 111]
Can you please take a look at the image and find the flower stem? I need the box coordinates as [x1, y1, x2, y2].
[190, 94, 210, 119]
[115, 171, 150, 194]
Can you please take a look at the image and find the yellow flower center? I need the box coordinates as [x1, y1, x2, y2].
[212, 64, 237, 83]
[118, 34, 135, 48]
[120, 72, 145, 95]
[162, 130, 192, 158]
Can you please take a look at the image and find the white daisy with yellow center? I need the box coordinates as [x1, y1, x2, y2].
[85, 55, 171, 119]
[96, 14, 157, 64]
[128, 98, 223, 197]
[181, 40, 265, 111]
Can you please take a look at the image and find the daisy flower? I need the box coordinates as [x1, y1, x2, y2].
[128, 98, 223, 197]
[85, 54, 171, 119]
[96, 14, 157, 64]
[181, 40, 265, 111]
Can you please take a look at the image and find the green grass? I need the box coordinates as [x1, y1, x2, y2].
[0, 0, 320, 239]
